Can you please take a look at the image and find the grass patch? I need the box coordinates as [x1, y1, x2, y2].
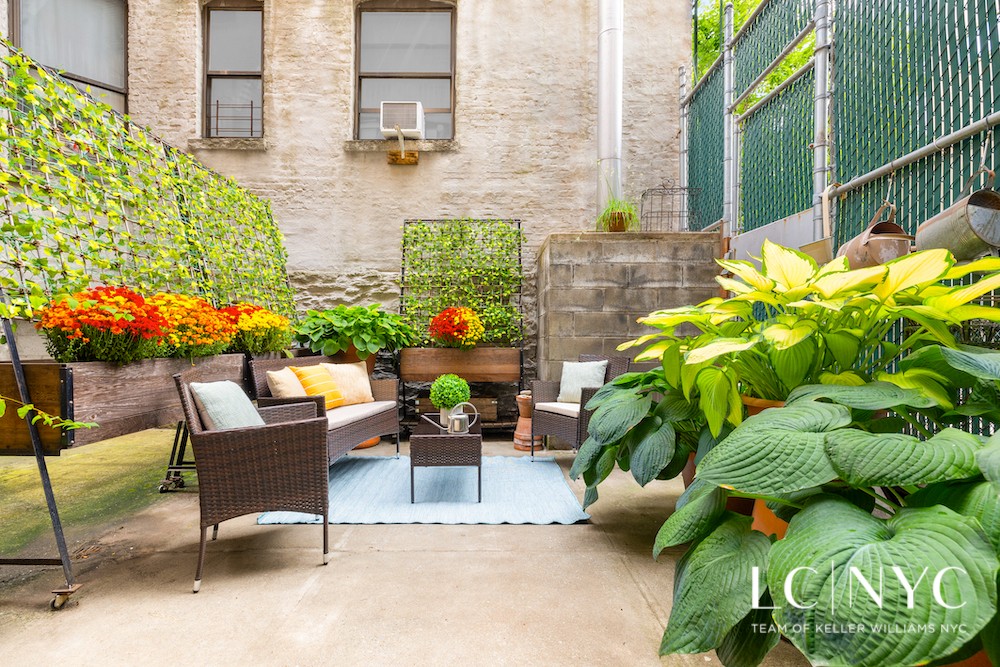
[0, 428, 176, 554]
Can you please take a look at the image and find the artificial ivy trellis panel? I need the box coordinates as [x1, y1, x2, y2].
[0, 41, 294, 319]
[400, 218, 523, 345]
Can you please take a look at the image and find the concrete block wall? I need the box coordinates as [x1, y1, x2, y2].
[537, 232, 722, 381]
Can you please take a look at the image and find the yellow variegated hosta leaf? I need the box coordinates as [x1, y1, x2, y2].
[716, 276, 753, 294]
[927, 273, 1000, 312]
[685, 337, 759, 364]
[787, 298, 845, 312]
[950, 304, 1000, 323]
[716, 259, 774, 292]
[761, 320, 818, 350]
[809, 265, 887, 299]
[941, 256, 1000, 280]
[815, 255, 850, 278]
[761, 239, 818, 291]
[639, 312, 709, 331]
[617, 332, 661, 350]
[819, 371, 867, 386]
[731, 290, 781, 307]
[633, 339, 675, 362]
[887, 304, 960, 326]
[872, 249, 952, 300]
[877, 369, 954, 409]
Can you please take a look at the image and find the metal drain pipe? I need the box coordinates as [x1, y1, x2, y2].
[597, 0, 624, 212]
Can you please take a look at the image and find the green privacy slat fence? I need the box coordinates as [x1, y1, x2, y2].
[0, 41, 295, 317]
[833, 0, 1000, 244]
[733, 0, 814, 96]
[686, 65, 725, 230]
[739, 69, 816, 232]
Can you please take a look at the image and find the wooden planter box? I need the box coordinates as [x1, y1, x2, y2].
[399, 347, 521, 383]
[0, 354, 245, 456]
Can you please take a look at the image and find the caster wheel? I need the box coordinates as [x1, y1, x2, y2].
[175, 478, 185, 489]
[158, 484, 170, 493]
[50, 594, 68, 610]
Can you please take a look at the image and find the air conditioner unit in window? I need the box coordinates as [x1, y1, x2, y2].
[380, 101, 425, 140]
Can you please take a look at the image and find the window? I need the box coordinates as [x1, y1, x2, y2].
[11, 0, 127, 112]
[204, 1, 263, 138]
[356, 1, 454, 140]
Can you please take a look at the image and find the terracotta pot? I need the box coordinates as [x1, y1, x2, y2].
[332, 343, 376, 375]
[513, 393, 540, 451]
[741, 395, 785, 416]
[946, 650, 994, 667]
[353, 436, 381, 450]
[751, 498, 788, 539]
[605, 211, 627, 232]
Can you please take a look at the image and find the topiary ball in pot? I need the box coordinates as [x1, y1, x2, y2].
[430, 373, 471, 426]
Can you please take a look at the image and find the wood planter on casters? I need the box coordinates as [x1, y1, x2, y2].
[0, 354, 245, 456]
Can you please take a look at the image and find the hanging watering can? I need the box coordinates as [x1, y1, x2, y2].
[915, 168, 1000, 260]
[836, 200, 914, 269]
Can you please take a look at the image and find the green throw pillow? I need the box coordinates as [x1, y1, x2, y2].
[190, 381, 265, 431]
[557, 360, 609, 403]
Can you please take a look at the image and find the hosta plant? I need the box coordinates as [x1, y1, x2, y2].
[574, 243, 1000, 666]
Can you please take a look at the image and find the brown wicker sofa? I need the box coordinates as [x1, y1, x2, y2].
[531, 354, 631, 459]
[173, 369, 330, 593]
[248, 355, 400, 464]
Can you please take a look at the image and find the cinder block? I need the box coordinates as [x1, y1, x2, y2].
[657, 236, 721, 262]
[574, 263, 628, 287]
[546, 288, 605, 312]
[546, 238, 603, 264]
[628, 287, 687, 311]
[629, 263, 684, 288]
[546, 336, 607, 363]
[547, 263, 574, 287]
[602, 240, 657, 263]
[547, 312, 576, 336]
[683, 262, 721, 287]
[573, 311, 630, 335]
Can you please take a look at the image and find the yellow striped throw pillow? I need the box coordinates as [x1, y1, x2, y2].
[291, 365, 345, 410]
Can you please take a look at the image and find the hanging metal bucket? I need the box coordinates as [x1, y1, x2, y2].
[915, 168, 1000, 261]
[836, 200, 914, 269]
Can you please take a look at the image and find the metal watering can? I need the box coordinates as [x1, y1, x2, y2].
[915, 167, 1000, 260]
[837, 200, 914, 269]
[446, 402, 479, 434]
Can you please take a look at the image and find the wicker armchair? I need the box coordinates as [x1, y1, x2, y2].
[531, 355, 631, 460]
[174, 370, 330, 593]
[248, 356, 400, 463]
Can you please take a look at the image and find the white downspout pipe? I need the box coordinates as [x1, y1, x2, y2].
[597, 0, 624, 213]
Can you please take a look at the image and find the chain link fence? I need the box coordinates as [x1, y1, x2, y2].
[685, 65, 725, 230]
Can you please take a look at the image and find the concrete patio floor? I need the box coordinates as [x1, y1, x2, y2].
[0, 430, 808, 666]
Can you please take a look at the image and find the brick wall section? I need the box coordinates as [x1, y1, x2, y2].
[536, 232, 722, 381]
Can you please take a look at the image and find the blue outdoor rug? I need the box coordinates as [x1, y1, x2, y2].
[258, 455, 589, 525]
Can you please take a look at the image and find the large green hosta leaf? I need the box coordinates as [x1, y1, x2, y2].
[787, 382, 937, 410]
[697, 401, 847, 495]
[587, 391, 652, 444]
[660, 514, 772, 655]
[825, 428, 983, 487]
[908, 481, 1000, 554]
[715, 590, 782, 667]
[768, 497, 998, 667]
[653, 479, 728, 555]
[630, 420, 676, 487]
[979, 435, 1000, 488]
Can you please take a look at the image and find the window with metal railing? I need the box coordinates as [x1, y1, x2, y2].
[204, 1, 263, 138]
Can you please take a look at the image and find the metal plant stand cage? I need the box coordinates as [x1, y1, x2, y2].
[639, 181, 699, 231]
[399, 219, 524, 429]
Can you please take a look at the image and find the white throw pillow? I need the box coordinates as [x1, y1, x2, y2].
[190, 381, 265, 431]
[557, 360, 609, 403]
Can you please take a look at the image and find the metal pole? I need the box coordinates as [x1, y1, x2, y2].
[679, 66, 690, 231]
[812, 0, 832, 239]
[597, 0, 624, 212]
[722, 2, 735, 237]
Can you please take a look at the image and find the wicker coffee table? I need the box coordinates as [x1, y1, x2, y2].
[409, 417, 482, 503]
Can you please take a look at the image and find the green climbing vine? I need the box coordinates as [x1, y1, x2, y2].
[0, 40, 294, 319]
[400, 218, 523, 346]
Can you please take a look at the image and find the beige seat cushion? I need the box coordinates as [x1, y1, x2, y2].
[320, 362, 374, 406]
[326, 400, 396, 430]
[535, 402, 581, 418]
[265, 367, 307, 398]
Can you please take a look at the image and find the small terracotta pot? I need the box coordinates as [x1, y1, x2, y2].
[946, 650, 994, 667]
[741, 395, 785, 416]
[751, 498, 788, 539]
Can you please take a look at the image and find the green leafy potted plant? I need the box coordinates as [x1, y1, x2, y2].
[574, 242, 1000, 666]
[294, 305, 418, 369]
[596, 196, 640, 232]
[430, 373, 471, 427]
